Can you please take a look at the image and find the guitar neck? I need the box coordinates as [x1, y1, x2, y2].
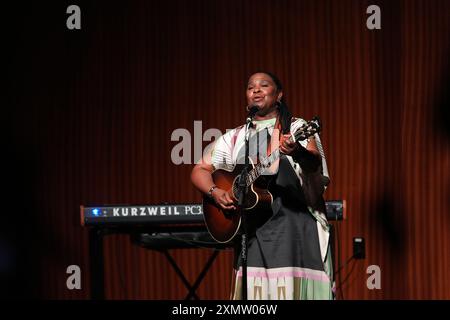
[246, 148, 280, 186]
[245, 117, 320, 186]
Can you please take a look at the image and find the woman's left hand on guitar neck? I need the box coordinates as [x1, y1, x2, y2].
[279, 133, 299, 155]
[280, 134, 321, 173]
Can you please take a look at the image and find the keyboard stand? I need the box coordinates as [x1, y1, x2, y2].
[160, 249, 220, 300]
[89, 227, 105, 300]
[87, 228, 231, 300]
[133, 232, 230, 300]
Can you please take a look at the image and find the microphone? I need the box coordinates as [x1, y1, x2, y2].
[246, 105, 259, 123]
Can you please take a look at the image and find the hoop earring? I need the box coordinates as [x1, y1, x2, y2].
[246, 104, 251, 112]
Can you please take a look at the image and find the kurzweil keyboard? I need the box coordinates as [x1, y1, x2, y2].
[82, 201, 345, 299]
[80, 201, 345, 227]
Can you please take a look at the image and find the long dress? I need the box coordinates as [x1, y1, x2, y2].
[210, 117, 334, 300]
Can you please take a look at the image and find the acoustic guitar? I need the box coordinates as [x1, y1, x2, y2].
[203, 117, 321, 243]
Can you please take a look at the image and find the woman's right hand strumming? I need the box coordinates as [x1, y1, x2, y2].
[212, 188, 236, 211]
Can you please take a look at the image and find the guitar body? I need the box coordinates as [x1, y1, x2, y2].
[202, 117, 321, 243]
[203, 157, 274, 243]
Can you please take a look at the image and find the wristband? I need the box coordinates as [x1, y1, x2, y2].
[207, 185, 218, 199]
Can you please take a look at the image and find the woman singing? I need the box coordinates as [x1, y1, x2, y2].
[191, 72, 333, 300]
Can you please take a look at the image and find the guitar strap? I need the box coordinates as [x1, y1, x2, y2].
[266, 116, 282, 156]
[268, 116, 301, 155]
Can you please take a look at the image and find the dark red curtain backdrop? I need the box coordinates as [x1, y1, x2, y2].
[6, 0, 449, 299]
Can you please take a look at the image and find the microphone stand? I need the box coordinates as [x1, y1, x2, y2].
[238, 108, 256, 301]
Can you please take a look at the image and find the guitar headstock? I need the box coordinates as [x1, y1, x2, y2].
[293, 116, 322, 142]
